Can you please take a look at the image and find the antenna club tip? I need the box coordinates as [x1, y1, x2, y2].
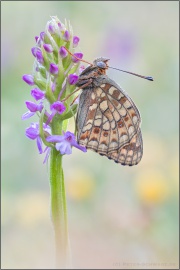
[146, 76, 154, 81]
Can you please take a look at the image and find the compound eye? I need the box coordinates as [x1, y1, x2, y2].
[96, 61, 106, 69]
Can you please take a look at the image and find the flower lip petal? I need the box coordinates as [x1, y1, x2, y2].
[22, 111, 35, 120]
[71, 141, 87, 152]
[46, 135, 65, 143]
[47, 131, 87, 155]
[43, 147, 51, 164]
[50, 101, 66, 114]
[56, 141, 72, 155]
[36, 136, 43, 154]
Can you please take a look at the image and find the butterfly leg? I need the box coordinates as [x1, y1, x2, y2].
[62, 79, 93, 103]
[70, 94, 79, 105]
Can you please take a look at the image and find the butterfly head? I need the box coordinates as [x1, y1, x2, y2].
[93, 57, 109, 69]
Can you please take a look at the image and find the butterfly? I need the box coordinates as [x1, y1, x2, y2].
[76, 57, 146, 166]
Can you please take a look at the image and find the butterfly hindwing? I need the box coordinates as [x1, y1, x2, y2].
[107, 129, 143, 166]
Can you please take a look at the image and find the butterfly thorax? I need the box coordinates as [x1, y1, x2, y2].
[76, 57, 109, 88]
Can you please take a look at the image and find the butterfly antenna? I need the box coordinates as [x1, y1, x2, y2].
[64, 47, 93, 66]
[108, 66, 154, 81]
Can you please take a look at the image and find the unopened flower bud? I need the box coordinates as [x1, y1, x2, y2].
[36, 50, 44, 64]
[68, 73, 79, 85]
[73, 36, 80, 47]
[63, 30, 70, 41]
[72, 52, 83, 63]
[22, 74, 34, 86]
[49, 63, 59, 74]
[43, 44, 53, 53]
[59, 46, 68, 58]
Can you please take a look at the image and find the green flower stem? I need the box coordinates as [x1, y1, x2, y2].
[50, 120, 69, 269]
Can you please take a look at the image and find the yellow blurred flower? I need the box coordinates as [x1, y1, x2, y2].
[15, 192, 49, 227]
[66, 169, 95, 200]
[135, 170, 169, 205]
[142, 134, 167, 166]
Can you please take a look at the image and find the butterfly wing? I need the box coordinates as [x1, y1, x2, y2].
[107, 129, 143, 166]
[76, 76, 143, 166]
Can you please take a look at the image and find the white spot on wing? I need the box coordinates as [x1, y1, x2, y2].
[89, 103, 97, 110]
[88, 140, 98, 148]
[120, 134, 128, 144]
[120, 107, 127, 116]
[109, 141, 118, 149]
[128, 125, 135, 135]
[96, 87, 102, 96]
[91, 93, 95, 100]
[109, 86, 117, 95]
[103, 121, 110, 130]
[94, 119, 101, 126]
[100, 100, 108, 111]
[83, 123, 92, 132]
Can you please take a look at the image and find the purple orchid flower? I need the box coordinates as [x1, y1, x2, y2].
[46, 131, 87, 155]
[25, 122, 51, 154]
[22, 101, 43, 120]
[31, 88, 45, 101]
[45, 101, 66, 125]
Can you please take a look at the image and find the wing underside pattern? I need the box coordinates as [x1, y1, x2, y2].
[77, 82, 143, 166]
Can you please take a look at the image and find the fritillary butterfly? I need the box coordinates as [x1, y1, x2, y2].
[76, 57, 150, 166]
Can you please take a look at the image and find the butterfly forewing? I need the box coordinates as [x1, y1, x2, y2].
[76, 59, 143, 166]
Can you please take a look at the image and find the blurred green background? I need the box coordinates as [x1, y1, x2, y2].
[1, 1, 179, 269]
